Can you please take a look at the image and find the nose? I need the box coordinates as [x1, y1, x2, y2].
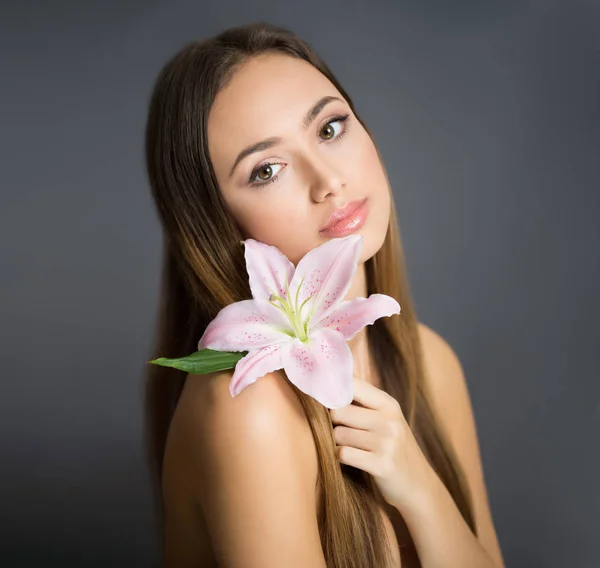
[308, 155, 347, 203]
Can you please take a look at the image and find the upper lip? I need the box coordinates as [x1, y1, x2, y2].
[320, 198, 367, 232]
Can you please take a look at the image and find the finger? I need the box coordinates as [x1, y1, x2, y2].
[330, 403, 379, 431]
[351, 375, 393, 411]
[333, 425, 378, 452]
[336, 445, 378, 476]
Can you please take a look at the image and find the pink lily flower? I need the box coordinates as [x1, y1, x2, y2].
[198, 234, 401, 409]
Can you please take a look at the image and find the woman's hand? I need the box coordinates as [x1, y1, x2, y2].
[329, 375, 434, 510]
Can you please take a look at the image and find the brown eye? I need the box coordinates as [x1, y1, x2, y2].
[318, 114, 350, 142]
[249, 162, 283, 186]
[257, 165, 273, 181]
[320, 123, 336, 140]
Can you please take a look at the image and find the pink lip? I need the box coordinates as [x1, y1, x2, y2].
[319, 198, 369, 237]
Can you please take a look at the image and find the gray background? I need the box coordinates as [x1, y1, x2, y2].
[1, 0, 598, 566]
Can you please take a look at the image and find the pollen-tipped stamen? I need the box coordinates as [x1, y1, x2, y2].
[265, 277, 318, 342]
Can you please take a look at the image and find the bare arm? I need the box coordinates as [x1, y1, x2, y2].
[185, 370, 327, 568]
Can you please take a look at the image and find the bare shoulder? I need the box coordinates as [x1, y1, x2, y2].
[415, 321, 468, 450]
[416, 321, 474, 423]
[416, 322, 505, 568]
[197, 368, 313, 431]
[170, 369, 325, 567]
[416, 320, 477, 473]
[176, 369, 318, 470]
[416, 322, 462, 381]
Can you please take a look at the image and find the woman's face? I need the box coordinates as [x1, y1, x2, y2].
[208, 53, 391, 266]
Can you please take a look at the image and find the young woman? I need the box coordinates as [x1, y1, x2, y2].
[144, 21, 505, 568]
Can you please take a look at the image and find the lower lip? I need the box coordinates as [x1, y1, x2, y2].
[320, 199, 369, 238]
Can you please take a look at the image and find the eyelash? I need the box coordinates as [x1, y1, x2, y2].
[248, 113, 352, 188]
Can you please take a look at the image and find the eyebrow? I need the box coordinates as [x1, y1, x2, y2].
[228, 95, 344, 178]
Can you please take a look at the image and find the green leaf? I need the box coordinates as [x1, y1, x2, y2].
[147, 348, 247, 374]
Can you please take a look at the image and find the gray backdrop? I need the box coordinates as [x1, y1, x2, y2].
[1, 0, 598, 567]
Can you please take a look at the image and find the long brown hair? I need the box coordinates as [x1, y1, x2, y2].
[143, 21, 476, 568]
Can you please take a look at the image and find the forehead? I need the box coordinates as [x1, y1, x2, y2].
[207, 53, 342, 169]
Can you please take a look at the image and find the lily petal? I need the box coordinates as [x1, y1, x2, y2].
[317, 294, 401, 340]
[198, 299, 293, 352]
[229, 344, 286, 397]
[289, 234, 363, 324]
[280, 328, 354, 409]
[244, 239, 296, 302]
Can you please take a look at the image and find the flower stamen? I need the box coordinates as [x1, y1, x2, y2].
[266, 278, 315, 343]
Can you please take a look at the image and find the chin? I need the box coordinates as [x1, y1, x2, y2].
[358, 224, 388, 264]
[358, 198, 390, 263]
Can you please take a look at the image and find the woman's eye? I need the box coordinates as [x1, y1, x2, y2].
[320, 119, 342, 140]
[250, 162, 283, 185]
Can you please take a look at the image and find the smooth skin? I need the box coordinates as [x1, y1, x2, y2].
[161, 52, 504, 567]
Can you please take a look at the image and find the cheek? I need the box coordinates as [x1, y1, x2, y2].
[354, 136, 392, 261]
[361, 138, 386, 187]
[348, 132, 389, 202]
[361, 138, 390, 212]
[231, 198, 315, 264]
